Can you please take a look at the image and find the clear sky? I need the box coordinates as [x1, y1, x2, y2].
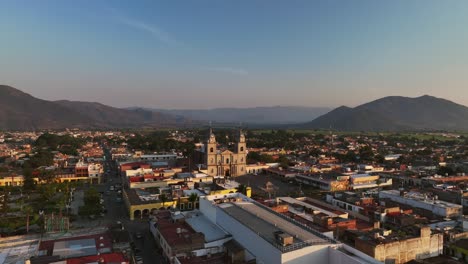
[1, 0, 468, 109]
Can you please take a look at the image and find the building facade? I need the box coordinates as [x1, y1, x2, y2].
[195, 129, 247, 177]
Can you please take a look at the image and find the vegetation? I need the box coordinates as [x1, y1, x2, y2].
[127, 131, 195, 156]
[247, 151, 275, 164]
[79, 187, 101, 216]
[35, 133, 85, 156]
[22, 164, 35, 191]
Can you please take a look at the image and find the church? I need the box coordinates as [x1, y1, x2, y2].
[193, 128, 247, 177]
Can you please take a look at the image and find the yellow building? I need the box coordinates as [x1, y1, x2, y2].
[123, 188, 176, 220]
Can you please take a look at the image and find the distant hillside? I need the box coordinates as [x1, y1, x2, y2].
[140, 106, 331, 124]
[0, 85, 190, 130]
[302, 95, 468, 131]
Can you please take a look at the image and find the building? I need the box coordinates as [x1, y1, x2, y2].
[296, 173, 391, 192]
[193, 129, 247, 177]
[355, 227, 443, 264]
[296, 174, 349, 191]
[199, 193, 338, 264]
[151, 216, 205, 263]
[123, 188, 176, 220]
[73, 161, 103, 183]
[26, 229, 129, 264]
[379, 190, 463, 218]
[446, 238, 468, 263]
[349, 174, 392, 190]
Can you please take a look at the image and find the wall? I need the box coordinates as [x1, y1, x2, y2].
[358, 232, 443, 264]
[282, 244, 329, 264]
[215, 206, 282, 264]
[199, 197, 217, 224]
[339, 244, 383, 264]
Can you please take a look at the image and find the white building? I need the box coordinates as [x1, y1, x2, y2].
[379, 190, 462, 218]
[199, 193, 382, 264]
[87, 163, 103, 178]
[125, 168, 153, 177]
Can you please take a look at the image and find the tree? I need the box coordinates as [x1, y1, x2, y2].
[277, 155, 290, 169]
[188, 193, 198, 209]
[22, 205, 34, 233]
[0, 187, 9, 214]
[22, 164, 35, 191]
[79, 187, 101, 216]
[159, 193, 167, 207]
[38, 169, 56, 183]
[358, 146, 374, 162]
[437, 166, 454, 176]
[236, 184, 247, 195]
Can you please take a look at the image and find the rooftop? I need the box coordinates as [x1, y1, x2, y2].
[184, 212, 230, 242]
[125, 188, 168, 205]
[156, 218, 204, 247]
[219, 201, 333, 252]
[381, 190, 462, 209]
[278, 197, 342, 218]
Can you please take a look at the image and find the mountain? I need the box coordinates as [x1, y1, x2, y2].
[302, 95, 468, 131]
[138, 106, 331, 124]
[0, 85, 190, 130]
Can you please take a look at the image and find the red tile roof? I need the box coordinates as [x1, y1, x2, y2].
[66, 252, 128, 264]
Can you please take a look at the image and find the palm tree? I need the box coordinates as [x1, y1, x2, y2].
[188, 193, 198, 209]
[23, 205, 34, 233]
[236, 184, 247, 195]
[159, 194, 167, 208]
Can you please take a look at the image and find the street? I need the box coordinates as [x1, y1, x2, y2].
[71, 147, 164, 264]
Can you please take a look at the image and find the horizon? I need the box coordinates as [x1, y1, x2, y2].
[2, 1, 468, 108]
[4, 84, 468, 110]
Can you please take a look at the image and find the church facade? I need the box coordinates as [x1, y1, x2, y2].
[194, 129, 247, 177]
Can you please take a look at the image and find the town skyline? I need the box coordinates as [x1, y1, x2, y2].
[2, 1, 468, 108]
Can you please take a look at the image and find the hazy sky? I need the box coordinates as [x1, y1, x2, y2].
[1, 0, 468, 109]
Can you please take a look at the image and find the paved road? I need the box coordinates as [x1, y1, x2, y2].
[101, 147, 165, 264]
[68, 146, 164, 263]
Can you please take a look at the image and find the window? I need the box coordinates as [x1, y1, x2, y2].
[226, 158, 230, 164]
[240, 146, 244, 151]
[180, 204, 185, 210]
[210, 147, 214, 153]
[211, 168, 214, 173]
[188, 202, 192, 209]
[241, 167, 244, 171]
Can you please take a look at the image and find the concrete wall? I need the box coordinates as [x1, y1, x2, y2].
[215, 206, 282, 264]
[282, 244, 329, 264]
[360, 232, 443, 264]
[199, 197, 217, 224]
[339, 245, 383, 264]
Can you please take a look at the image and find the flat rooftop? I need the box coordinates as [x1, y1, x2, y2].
[219, 201, 332, 251]
[185, 213, 229, 242]
[278, 197, 343, 218]
[381, 190, 462, 209]
[126, 188, 167, 205]
[53, 238, 97, 259]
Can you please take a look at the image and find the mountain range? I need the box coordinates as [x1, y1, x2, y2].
[135, 106, 331, 125]
[0, 85, 190, 130]
[302, 95, 468, 131]
[2, 85, 468, 131]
